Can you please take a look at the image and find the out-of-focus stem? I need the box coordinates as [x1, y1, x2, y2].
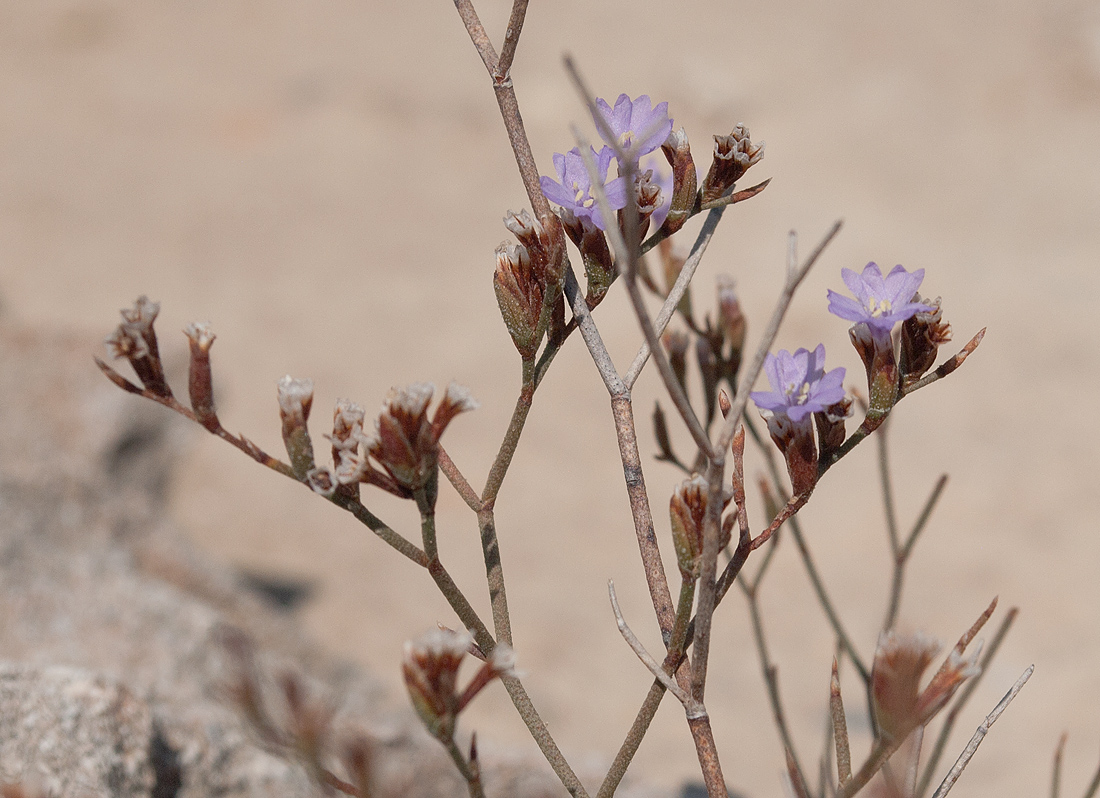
[443, 736, 486, 798]
[741, 580, 808, 788]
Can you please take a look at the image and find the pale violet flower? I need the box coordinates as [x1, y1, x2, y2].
[751, 345, 846, 423]
[539, 146, 627, 231]
[827, 263, 933, 334]
[592, 94, 673, 163]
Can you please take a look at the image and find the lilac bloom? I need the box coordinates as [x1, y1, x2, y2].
[827, 263, 934, 334]
[750, 345, 846, 423]
[593, 94, 673, 163]
[539, 146, 627, 231]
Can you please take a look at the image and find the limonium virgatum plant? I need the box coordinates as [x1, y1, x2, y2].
[93, 3, 1067, 797]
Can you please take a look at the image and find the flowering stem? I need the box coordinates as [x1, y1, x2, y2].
[495, 0, 529, 80]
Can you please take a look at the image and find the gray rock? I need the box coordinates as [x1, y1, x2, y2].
[0, 321, 670, 797]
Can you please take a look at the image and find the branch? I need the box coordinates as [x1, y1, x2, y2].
[929, 665, 1034, 798]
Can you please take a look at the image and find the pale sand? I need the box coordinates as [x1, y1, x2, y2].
[2, 1, 1100, 794]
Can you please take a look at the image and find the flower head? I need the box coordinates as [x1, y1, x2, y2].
[827, 263, 934, 334]
[540, 146, 627, 231]
[592, 94, 673, 163]
[751, 345, 846, 424]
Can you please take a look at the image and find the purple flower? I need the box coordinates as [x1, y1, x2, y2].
[827, 263, 934, 334]
[540, 146, 627, 231]
[593, 94, 673, 163]
[751, 345, 846, 423]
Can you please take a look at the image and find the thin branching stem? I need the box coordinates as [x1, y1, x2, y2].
[443, 735, 487, 798]
[929, 666, 1034, 798]
[495, 0, 529, 80]
[624, 207, 726, 389]
[878, 417, 900, 555]
[882, 473, 949, 632]
[741, 579, 809, 787]
[1053, 734, 1069, 798]
[916, 607, 1018, 797]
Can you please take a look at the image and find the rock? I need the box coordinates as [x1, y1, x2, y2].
[0, 664, 154, 797]
[0, 321, 670, 797]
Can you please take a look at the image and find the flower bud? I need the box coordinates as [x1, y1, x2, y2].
[662, 329, 690, 396]
[870, 631, 944, 742]
[813, 395, 852, 462]
[402, 628, 473, 740]
[277, 376, 316, 479]
[652, 401, 675, 463]
[184, 322, 219, 431]
[618, 169, 662, 247]
[696, 336, 719, 426]
[700, 124, 765, 205]
[764, 411, 819, 496]
[669, 475, 731, 580]
[900, 294, 952, 385]
[105, 296, 172, 398]
[364, 382, 477, 505]
[560, 207, 615, 309]
[658, 240, 693, 321]
[493, 241, 543, 359]
[716, 275, 746, 357]
[659, 127, 698, 236]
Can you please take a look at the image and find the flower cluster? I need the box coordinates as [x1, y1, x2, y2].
[526, 93, 761, 317]
[752, 262, 949, 492]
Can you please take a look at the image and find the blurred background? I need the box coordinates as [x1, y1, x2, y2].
[2, 0, 1100, 794]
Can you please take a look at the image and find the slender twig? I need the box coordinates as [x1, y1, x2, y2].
[495, 0, 529, 80]
[1053, 733, 1069, 798]
[831, 658, 852, 788]
[916, 607, 1018, 797]
[877, 417, 900, 555]
[443, 736, 487, 798]
[563, 264, 625, 393]
[929, 665, 1034, 798]
[1084, 750, 1100, 798]
[882, 473, 949, 632]
[438, 445, 481, 512]
[498, 676, 589, 798]
[624, 207, 726, 389]
[741, 579, 808, 788]
[901, 329, 986, 396]
[609, 580, 696, 709]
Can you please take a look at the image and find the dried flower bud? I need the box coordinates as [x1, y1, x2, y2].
[560, 207, 616, 309]
[364, 382, 476, 506]
[341, 735, 374, 798]
[696, 336, 719, 426]
[493, 241, 543, 359]
[652, 401, 675, 462]
[658, 240, 693, 321]
[716, 275, 746, 356]
[504, 208, 555, 284]
[659, 127, 698, 236]
[277, 375, 316, 479]
[184, 322, 219, 431]
[763, 411, 819, 495]
[618, 169, 662, 246]
[916, 646, 981, 727]
[813, 395, 853, 462]
[402, 628, 474, 740]
[662, 329, 690, 396]
[900, 294, 952, 384]
[329, 399, 365, 469]
[669, 475, 731, 580]
[871, 630, 941, 742]
[306, 465, 337, 497]
[700, 124, 765, 205]
[105, 296, 172, 398]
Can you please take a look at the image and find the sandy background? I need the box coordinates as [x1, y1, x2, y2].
[3, 0, 1100, 795]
